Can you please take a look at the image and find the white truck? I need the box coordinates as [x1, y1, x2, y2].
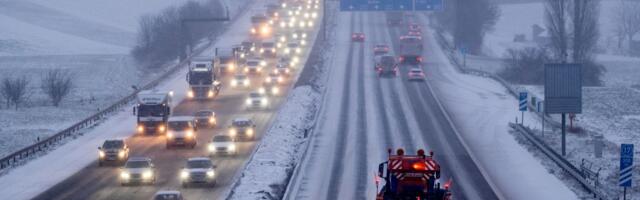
[186, 57, 221, 100]
[134, 90, 172, 135]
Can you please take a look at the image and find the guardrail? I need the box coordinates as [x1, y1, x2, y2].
[509, 123, 608, 200]
[0, 24, 225, 171]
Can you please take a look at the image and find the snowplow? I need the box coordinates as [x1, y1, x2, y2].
[376, 148, 452, 200]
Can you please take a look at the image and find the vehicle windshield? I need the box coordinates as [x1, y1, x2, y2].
[262, 43, 275, 48]
[154, 194, 180, 200]
[410, 69, 422, 73]
[187, 160, 212, 169]
[125, 160, 150, 168]
[381, 57, 395, 65]
[235, 74, 246, 79]
[250, 93, 262, 98]
[195, 111, 212, 117]
[213, 135, 232, 142]
[102, 140, 124, 149]
[168, 121, 191, 131]
[247, 61, 259, 66]
[287, 43, 298, 47]
[233, 120, 251, 127]
[138, 105, 166, 117]
[188, 71, 213, 85]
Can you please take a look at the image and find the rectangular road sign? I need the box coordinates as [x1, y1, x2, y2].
[619, 144, 634, 187]
[414, 0, 444, 11]
[519, 92, 528, 111]
[544, 63, 582, 114]
[340, 0, 412, 11]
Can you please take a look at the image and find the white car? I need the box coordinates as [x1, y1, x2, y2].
[228, 118, 257, 141]
[246, 92, 269, 110]
[244, 59, 266, 74]
[208, 135, 237, 156]
[274, 63, 291, 76]
[120, 157, 156, 186]
[407, 67, 426, 81]
[259, 81, 280, 96]
[284, 42, 301, 55]
[231, 73, 250, 88]
[180, 157, 217, 187]
[166, 116, 197, 148]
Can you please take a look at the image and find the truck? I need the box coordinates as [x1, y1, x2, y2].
[186, 57, 221, 100]
[215, 48, 238, 74]
[387, 12, 403, 26]
[376, 148, 452, 200]
[398, 36, 424, 64]
[374, 55, 398, 77]
[250, 14, 271, 39]
[134, 90, 172, 135]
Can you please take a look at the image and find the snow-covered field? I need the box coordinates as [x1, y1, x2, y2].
[0, 0, 243, 157]
[446, 0, 640, 198]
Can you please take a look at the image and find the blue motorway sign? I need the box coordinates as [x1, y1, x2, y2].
[340, 0, 412, 11]
[414, 0, 444, 11]
[519, 92, 528, 111]
[619, 144, 634, 187]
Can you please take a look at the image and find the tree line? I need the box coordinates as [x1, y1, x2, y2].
[1, 69, 74, 110]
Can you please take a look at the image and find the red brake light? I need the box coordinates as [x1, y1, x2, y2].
[412, 162, 427, 171]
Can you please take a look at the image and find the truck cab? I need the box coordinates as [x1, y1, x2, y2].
[187, 58, 220, 100]
[134, 90, 172, 135]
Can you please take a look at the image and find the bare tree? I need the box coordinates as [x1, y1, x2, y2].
[545, 0, 570, 62]
[0, 76, 30, 110]
[613, 0, 640, 52]
[41, 69, 74, 107]
[571, 0, 600, 62]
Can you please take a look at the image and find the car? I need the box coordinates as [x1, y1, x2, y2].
[241, 41, 258, 56]
[351, 32, 365, 42]
[259, 81, 280, 96]
[407, 67, 426, 81]
[274, 63, 291, 76]
[228, 118, 257, 141]
[120, 157, 156, 186]
[98, 139, 129, 166]
[231, 73, 251, 88]
[291, 30, 308, 46]
[265, 72, 285, 84]
[166, 116, 198, 148]
[260, 41, 277, 57]
[408, 23, 421, 32]
[375, 55, 398, 77]
[244, 58, 266, 74]
[208, 135, 237, 156]
[284, 42, 301, 55]
[153, 191, 184, 200]
[373, 44, 390, 55]
[194, 110, 217, 128]
[279, 56, 297, 69]
[246, 92, 269, 110]
[180, 157, 217, 187]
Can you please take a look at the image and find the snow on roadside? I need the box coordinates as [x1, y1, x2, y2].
[227, 86, 319, 200]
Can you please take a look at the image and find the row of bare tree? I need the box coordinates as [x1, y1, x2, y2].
[0, 69, 73, 110]
[613, 0, 640, 54]
[435, 0, 500, 55]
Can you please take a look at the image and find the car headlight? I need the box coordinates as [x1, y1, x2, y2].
[308, 21, 314, 27]
[137, 125, 144, 133]
[208, 90, 214, 97]
[259, 87, 266, 94]
[273, 87, 279, 94]
[312, 12, 317, 19]
[262, 98, 268, 105]
[247, 128, 254, 136]
[158, 125, 166, 132]
[121, 172, 130, 179]
[99, 150, 105, 158]
[301, 40, 307, 46]
[229, 144, 236, 151]
[187, 90, 194, 98]
[209, 117, 216, 124]
[180, 170, 189, 179]
[246, 99, 252, 105]
[280, 22, 286, 28]
[244, 68, 249, 73]
[278, 77, 283, 82]
[244, 80, 250, 85]
[229, 128, 237, 137]
[302, 33, 307, 38]
[284, 48, 290, 54]
[118, 151, 125, 158]
[229, 63, 235, 70]
[260, 61, 267, 66]
[167, 132, 174, 139]
[186, 131, 194, 138]
[207, 170, 215, 177]
[142, 170, 153, 179]
[208, 144, 215, 152]
[231, 80, 237, 86]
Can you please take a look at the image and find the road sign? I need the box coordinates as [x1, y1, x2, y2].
[340, 0, 412, 11]
[414, 0, 444, 11]
[537, 101, 543, 113]
[619, 144, 634, 187]
[519, 92, 528, 111]
[544, 63, 582, 114]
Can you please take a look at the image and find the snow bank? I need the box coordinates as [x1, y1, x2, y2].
[227, 86, 319, 200]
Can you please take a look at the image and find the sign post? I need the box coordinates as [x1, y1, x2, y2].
[519, 92, 528, 125]
[544, 63, 582, 156]
[619, 144, 634, 200]
[538, 101, 544, 137]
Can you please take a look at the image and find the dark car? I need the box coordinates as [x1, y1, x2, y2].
[351, 32, 365, 42]
[98, 139, 129, 166]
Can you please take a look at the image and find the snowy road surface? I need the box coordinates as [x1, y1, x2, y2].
[286, 12, 498, 200]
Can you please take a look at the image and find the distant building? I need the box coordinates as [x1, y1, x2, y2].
[532, 24, 550, 45]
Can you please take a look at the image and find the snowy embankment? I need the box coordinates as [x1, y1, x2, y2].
[227, 86, 319, 199]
